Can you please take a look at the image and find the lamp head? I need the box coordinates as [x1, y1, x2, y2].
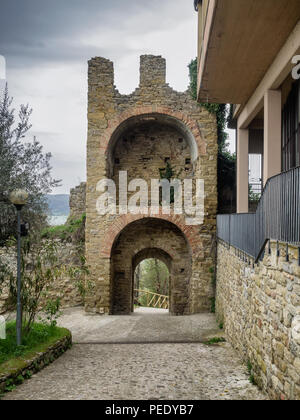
[9, 190, 29, 207]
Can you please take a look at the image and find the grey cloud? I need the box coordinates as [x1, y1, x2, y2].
[1, 0, 197, 194]
[0, 0, 190, 67]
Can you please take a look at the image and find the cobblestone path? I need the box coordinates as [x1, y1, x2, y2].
[3, 308, 267, 400]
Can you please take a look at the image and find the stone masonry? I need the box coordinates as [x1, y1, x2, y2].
[85, 55, 218, 315]
[68, 182, 86, 221]
[216, 240, 300, 400]
[0, 242, 84, 314]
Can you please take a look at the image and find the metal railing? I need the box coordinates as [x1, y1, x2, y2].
[217, 166, 300, 261]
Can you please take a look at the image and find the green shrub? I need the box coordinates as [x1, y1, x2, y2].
[1, 231, 89, 335]
[41, 213, 86, 241]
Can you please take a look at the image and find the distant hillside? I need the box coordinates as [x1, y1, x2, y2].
[46, 194, 70, 216]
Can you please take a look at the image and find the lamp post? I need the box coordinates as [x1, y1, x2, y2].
[9, 189, 29, 346]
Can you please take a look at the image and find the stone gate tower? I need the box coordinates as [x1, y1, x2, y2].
[85, 55, 218, 315]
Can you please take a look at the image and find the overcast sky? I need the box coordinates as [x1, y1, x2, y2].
[0, 0, 234, 195]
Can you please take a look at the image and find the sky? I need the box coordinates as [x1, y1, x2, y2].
[0, 0, 235, 195]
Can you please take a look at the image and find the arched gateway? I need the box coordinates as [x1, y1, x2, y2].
[111, 218, 191, 315]
[85, 55, 218, 315]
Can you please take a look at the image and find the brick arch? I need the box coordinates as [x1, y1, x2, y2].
[100, 212, 200, 259]
[132, 248, 172, 272]
[102, 106, 207, 157]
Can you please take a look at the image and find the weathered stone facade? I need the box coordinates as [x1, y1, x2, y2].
[69, 182, 86, 221]
[216, 240, 300, 400]
[0, 242, 84, 314]
[86, 55, 218, 315]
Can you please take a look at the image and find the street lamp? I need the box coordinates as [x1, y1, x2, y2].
[9, 189, 29, 346]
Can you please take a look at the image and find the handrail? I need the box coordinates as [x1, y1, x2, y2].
[217, 166, 300, 262]
[134, 289, 169, 309]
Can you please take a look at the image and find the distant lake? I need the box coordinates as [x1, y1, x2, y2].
[46, 194, 70, 226]
[48, 215, 68, 226]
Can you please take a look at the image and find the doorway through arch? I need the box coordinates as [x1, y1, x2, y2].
[110, 218, 192, 315]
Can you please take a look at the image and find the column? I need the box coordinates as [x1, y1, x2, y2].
[263, 90, 282, 185]
[237, 128, 249, 213]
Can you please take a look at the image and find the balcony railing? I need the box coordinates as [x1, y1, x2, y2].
[217, 166, 300, 262]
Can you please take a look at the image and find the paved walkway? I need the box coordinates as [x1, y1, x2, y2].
[3, 308, 267, 400]
[57, 307, 225, 344]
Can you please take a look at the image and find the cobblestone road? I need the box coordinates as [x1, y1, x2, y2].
[3, 308, 267, 400]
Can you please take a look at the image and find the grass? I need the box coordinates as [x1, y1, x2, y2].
[205, 337, 226, 345]
[0, 322, 70, 371]
[247, 360, 256, 385]
[41, 213, 85, 241]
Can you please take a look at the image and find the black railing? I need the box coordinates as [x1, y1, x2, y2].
[217, 166, 300, 261]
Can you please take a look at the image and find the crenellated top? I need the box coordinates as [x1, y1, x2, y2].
[139, 55, 166, 88]
[88, 55, 170, 95]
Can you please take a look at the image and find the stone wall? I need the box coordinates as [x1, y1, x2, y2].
[69, 182, 86, 221]
[86, 54, 218, 314]
[0, 241, 84, 314]
[112, 123, 193, 196]
[216, 240, 300, 400]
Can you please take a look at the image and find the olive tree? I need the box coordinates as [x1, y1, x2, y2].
[0, 85, 60, 244]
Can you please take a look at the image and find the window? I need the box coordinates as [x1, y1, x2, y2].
[282, 80, 300, 171]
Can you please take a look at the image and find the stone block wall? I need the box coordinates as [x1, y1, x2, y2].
[216, 240, 300, 400]
[0, 241, 84, 314]
[69, 182, 86, 221]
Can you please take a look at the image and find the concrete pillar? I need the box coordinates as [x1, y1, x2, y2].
[263, 90, 282, 185]
[237, 128, 249, 213]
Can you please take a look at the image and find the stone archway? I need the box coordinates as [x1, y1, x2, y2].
[105, 112, 201, 178]
[110, 218, 192, 315]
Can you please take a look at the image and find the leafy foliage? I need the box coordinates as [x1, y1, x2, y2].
[249, 185, 261, 203]
[0, 233, 89, 335]
[159, 162, 182, 204]
[39, 298, 62, 328]
[0, 85, 60, 244]
[134, 259, 169, 307]
[41, 213, 86, 242]
[188, 58, 236, 213]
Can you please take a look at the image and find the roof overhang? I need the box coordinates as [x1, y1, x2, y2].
[198, 0, 300, 105]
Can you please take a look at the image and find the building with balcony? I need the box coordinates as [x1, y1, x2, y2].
[195, 0, 300, 400]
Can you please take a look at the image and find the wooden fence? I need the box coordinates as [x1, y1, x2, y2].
[134, 289, 169, 310]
